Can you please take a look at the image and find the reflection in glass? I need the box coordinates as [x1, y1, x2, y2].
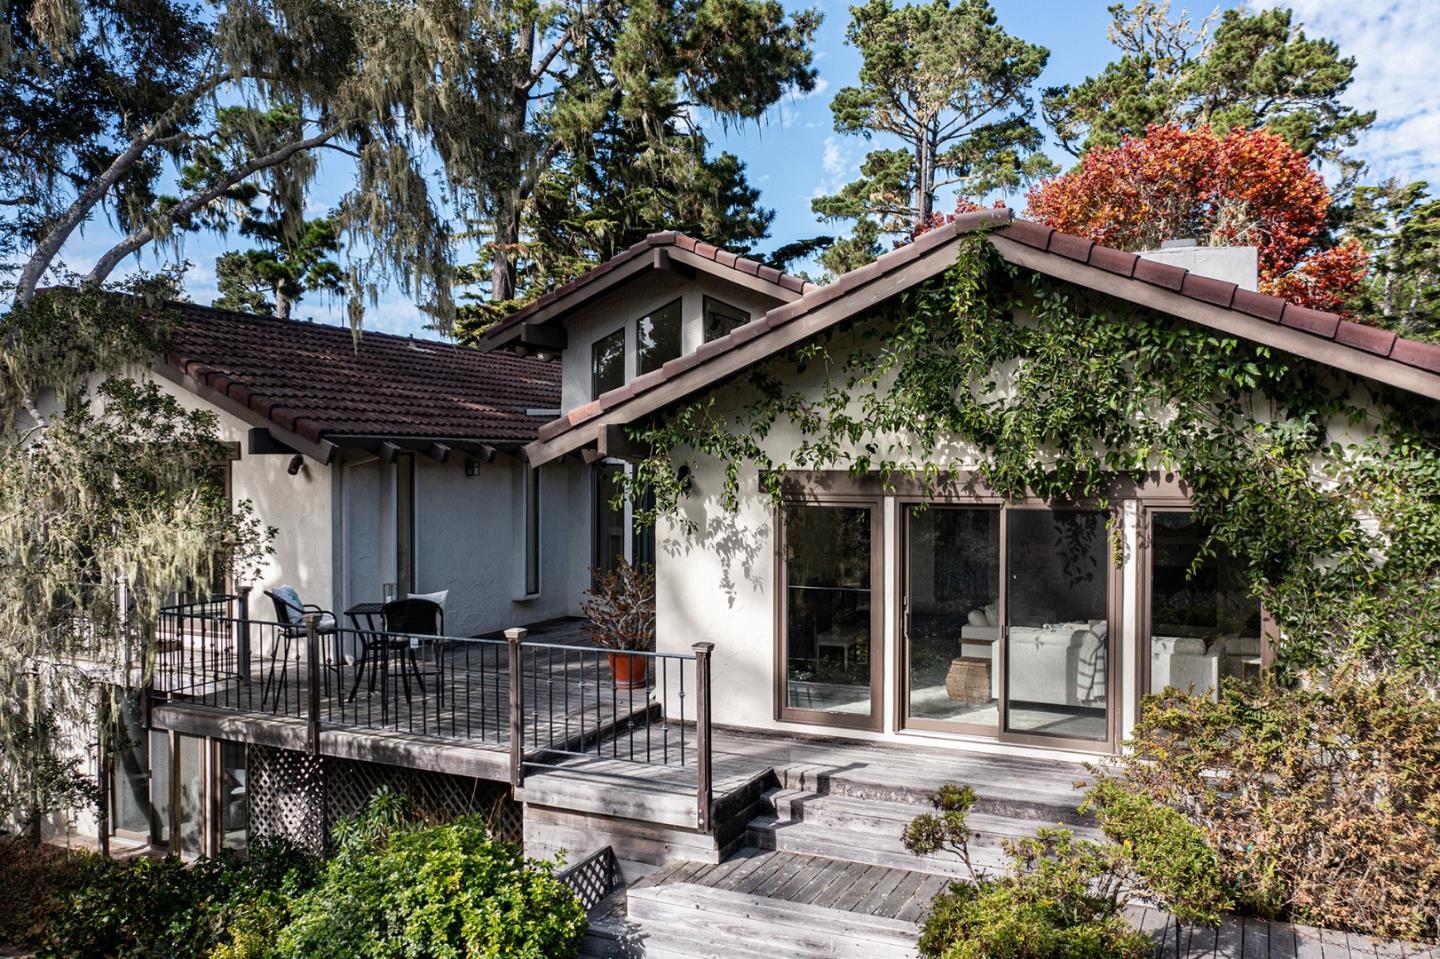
[703, 297, 749, 342]
[595, 463, 626, 572]
[905, 507, 1001, 730]
[219, 741, 248, 851]
[784, 505, 873, 717]
[177, 734, 203, 858]
[638, 300, 682, 374]
[110, 691, 150, 837]
[591, 327, 625, 398]
[150, 729, 171, 845]
[1148, 511, 1262, 697]
[1005, 509, 1110, 741]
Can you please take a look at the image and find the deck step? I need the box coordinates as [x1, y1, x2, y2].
[770, 759, 1090, 824]
[748, 789, 1101, 878]
[626, 881, 920, 959]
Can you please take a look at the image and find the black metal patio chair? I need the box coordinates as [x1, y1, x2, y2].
[262, 586, 339, 708]
[346, 598, 442, 705]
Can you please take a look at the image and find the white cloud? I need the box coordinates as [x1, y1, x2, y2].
[822, 135, 846, 176]
[1258, 0, 1440, 186]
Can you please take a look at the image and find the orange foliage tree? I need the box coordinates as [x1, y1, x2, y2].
[1025, 124, 1365, 312]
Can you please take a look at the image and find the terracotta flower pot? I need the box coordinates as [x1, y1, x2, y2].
[606, 651, 650, 690]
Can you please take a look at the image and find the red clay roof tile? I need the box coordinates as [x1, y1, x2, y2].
[1280, 304, 1341, 338]
[1334, 321, 1396, 356]
[1392, 337, 1440, 373]
[165, 302, 559, 444]
[1231, 289, 1286, 322]
[1048, 232, 1094, 262]
[1133, 257, 1187, 291]
[1181, 273, 1237, 309]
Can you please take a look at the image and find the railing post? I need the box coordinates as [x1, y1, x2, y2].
[692, 642, 714, 833]
[237, 586, 252, 683]
[506, 628, 527, 790]
[305, 614, 321, 755]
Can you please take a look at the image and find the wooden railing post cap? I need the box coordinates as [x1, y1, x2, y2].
[504, 627, 528, 643]
[691, 641, 714, 656]
[302, 611, 320, 629]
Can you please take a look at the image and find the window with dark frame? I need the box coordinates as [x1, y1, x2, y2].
[591, 327, 626, 398]
[524, 465, 541, 595]
[395, 452, 415, 596]
[703, 296, 750, 343]
[637, 299, 683, 375]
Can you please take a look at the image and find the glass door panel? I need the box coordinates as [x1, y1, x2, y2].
[904, 506, 1001, 732]
[782, 504, 877, 724]
[218, 740, 249, 852]
[1004, 509, 1110, 742]
[1147, 511, 1263, 697]
[149, 730, 171, 846]
[110, 692, 150, 838]
[177, 734, 204, 858]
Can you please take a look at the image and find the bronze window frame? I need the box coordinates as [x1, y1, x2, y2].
[1133, 502, 1274, 725]
[773, 483, 886, 732]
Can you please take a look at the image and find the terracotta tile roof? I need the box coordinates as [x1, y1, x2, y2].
[482, 232, 820, 342]
[529, 209, 1440, 459]
[164, 302, 560, 446]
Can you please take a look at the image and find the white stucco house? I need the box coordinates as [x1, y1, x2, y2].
[60, 209, 1440, 886]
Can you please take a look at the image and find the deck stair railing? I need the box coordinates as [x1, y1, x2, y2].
[152, 597, 717, 831]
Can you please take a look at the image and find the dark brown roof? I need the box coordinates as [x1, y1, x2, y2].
[527, 208, 1440, 465]
[481, 231, 820, 346]
[163, 302, 560, 448]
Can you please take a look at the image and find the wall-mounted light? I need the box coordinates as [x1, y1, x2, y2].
[465, 459, 483, 477]
[287, 454, 305, 476]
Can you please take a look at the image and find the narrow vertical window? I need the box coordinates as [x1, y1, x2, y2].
[703, 296, 750, 342]
[395, 452, 415, 596]
[524, 465, 541, 595]
[637, 300, 683, 374]
[591, 328, 626, 398]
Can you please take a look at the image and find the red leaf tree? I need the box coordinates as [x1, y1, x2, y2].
[1025, 124, 1365, 312]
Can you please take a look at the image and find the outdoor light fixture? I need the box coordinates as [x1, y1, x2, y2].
[287, 454, 305, 476]
[465, 459, 483, 477]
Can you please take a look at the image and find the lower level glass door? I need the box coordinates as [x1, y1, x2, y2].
[780, 502, 881, 729]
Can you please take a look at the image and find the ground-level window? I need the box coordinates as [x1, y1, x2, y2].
[779, 502, 881, 729]
[702, 296, 749, 343]
[594, 462, 655, 572]
[108, 690, 150, 841]
[114, 725, 248, 856]
[591, 327, 626, 398]
[1144, 510, 1263, 698]
[216, 740, 248, 852]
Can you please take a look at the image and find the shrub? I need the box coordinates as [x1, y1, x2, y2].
[0, 838, 102, 948]
[35, 838, 315, 959]
[1109, 673, 1440, 942]
[904, 786, 1153, 959]
[272, 797, 587, 959]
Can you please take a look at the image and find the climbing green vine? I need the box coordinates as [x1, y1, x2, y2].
[624, 231, 1440, 679]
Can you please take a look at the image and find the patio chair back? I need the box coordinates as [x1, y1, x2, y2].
[382, 598, 444, 637]
[266, 586, 305, 626]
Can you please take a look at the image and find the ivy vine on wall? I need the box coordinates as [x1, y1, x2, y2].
[623, 231, 1440, 678]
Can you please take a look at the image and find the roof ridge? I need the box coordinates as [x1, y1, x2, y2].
[173, 300, 472, 353]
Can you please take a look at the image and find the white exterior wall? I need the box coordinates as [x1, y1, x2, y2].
[653, 319, 1386, 760]
[126, 370, 335, 608]
[559, 275, 783, 414]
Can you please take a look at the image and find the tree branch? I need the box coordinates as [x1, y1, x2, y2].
[14, 67, 232, 305]
[82, 125, 343, 288]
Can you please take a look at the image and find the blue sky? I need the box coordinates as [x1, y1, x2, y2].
[60, 0, 1440, 338]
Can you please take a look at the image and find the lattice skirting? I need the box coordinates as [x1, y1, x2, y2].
[247, 745, 522, 852]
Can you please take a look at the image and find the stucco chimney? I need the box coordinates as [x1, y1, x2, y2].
[1138, 239, 1259, 291]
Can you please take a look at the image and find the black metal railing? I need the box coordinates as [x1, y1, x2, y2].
[153, 598, 717, 829]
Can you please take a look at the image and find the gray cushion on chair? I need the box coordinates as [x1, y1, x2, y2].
[272, 585, 304, 624]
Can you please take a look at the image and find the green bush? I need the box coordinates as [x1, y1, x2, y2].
[271, 797, 587, 959]
[37, 838, 316, 959]
[904, 786, 1154, 959]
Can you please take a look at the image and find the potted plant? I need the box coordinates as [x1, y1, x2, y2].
[581, 560, 656, 689]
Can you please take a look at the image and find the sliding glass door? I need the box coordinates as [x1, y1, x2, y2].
[903, 506, 1001, 735]
[1003, 508, 1112, 743]
[779, 502, 882, 729]
[900, 503, 1115, 747]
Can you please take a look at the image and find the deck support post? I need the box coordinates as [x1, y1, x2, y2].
[237, 586, 252, 683]
[507, 628, 527, 790]
[304, 615, 321, 755]
[692, 642, 714, 833]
